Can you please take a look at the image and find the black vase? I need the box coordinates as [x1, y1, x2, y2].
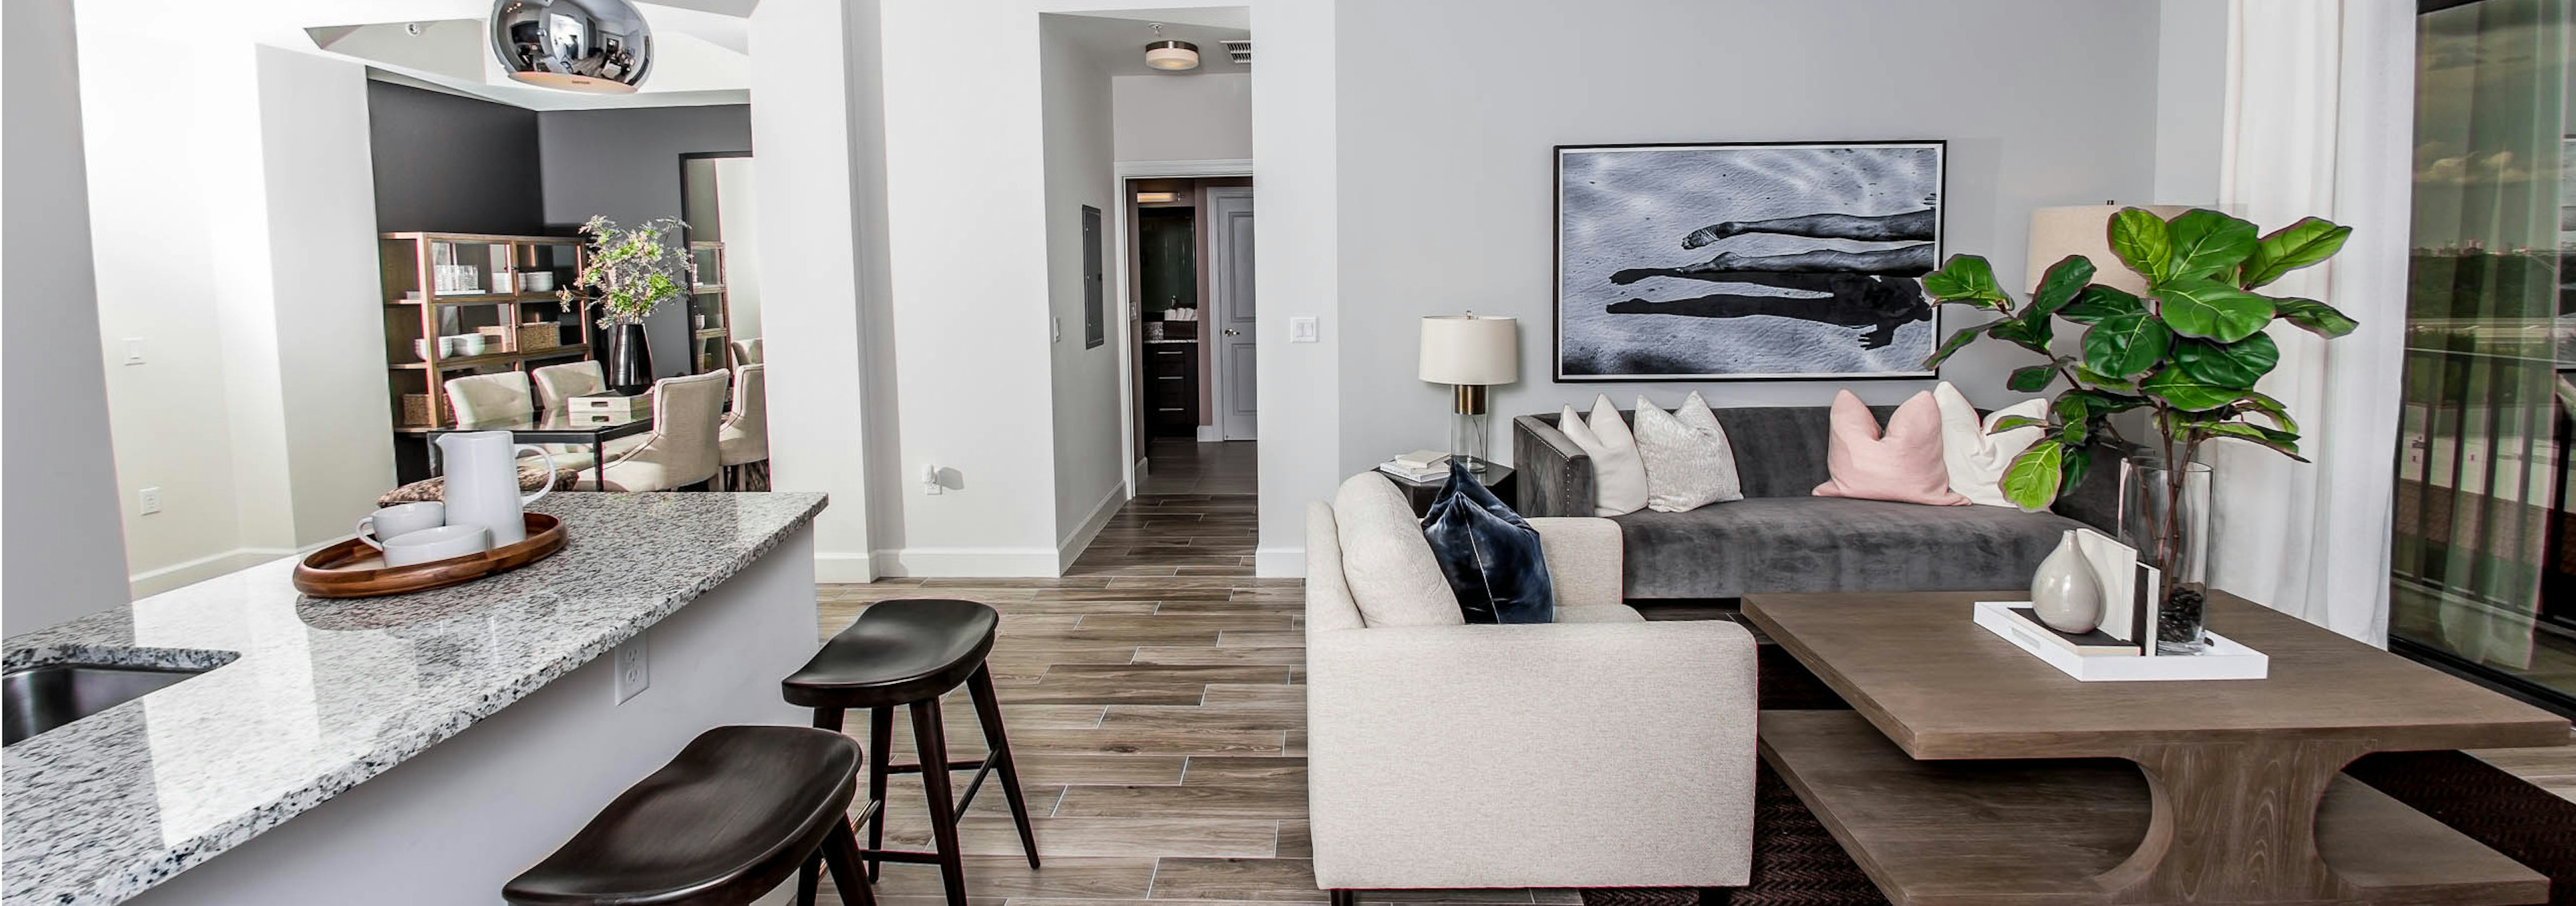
[606, 322, 653, 396]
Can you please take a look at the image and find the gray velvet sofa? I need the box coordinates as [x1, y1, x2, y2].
[1511, 405, 2123, 600]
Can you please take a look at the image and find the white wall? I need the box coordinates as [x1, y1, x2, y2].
[1332, 0, 2167, 474]
[1247, 0, 1338, 574]
[712, 158, 764, 340]
[748, 0, 889, 583]
[1113, 72, 1252, 163]
[3, 0, 136, 632]
[1041, 17, 1129, 567]
[2155, 0, 2231, 204]
[75, 3, 398, 596]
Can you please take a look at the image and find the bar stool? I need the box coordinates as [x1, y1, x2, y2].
[783, 599, 1040, 906]
[502, 725, 877, 906]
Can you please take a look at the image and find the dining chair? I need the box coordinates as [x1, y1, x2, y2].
[444, 372, 536, 425]
[578, 371, 728, 492]
[531, 361, 606, 412]
[718, 364, 769, 491]
[731, 338, 763, 366]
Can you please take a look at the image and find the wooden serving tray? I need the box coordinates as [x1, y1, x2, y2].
[293, 513, 566, 599]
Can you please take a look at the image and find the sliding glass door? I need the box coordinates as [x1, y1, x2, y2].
[2389, 0, 2576, 707]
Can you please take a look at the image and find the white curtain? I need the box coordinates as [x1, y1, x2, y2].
[2204, 0, 2416, 646]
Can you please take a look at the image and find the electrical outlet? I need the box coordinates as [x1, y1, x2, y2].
[122, 338, 146, 365]
[137, 487, 163, 515]
[922, 464, 944, 495]
[1052, 317, 1062, 342]
[612, 633, 649, 704]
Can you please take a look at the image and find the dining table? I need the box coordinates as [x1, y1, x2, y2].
[427, 409, 658, 491]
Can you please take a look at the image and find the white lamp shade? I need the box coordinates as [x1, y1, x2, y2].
[2027, 204, 2194, 297]
[1419, 316, 1519, 385]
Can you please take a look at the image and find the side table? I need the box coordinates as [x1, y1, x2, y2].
[1378, 459, 1515, 517]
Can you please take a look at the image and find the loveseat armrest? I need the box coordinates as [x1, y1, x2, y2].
[1528, 517, 1621, 610]
[1307, 619, 1756, 890]
[1512, 414, 1593, 517]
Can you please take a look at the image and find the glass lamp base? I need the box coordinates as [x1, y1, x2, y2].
[1450, 410, 1489, 473]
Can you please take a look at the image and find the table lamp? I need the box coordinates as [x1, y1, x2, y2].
[2027, 203, 2194, 295]
[1419, 313, 1519, 472]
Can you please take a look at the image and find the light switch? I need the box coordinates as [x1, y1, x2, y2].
[122, 338, 146, 365]
[1289, 316, 1319, 343]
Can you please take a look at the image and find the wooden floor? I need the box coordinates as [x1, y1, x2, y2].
[810, 485, 2576, 904]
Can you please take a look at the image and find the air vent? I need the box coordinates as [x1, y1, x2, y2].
[1220, 38, 1250, 64]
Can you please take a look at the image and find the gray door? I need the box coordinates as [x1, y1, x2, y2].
[1208, 187, 1256, 441]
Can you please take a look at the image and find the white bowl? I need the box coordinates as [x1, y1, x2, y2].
[379, 524, 491, 566]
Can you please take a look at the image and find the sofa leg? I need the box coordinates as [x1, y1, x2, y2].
[1697, 887, 1733, 905]
[1330, 891, 1356, 906]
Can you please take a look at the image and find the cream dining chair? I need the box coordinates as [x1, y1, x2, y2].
[578, 370, 728, 492]
[717, 364, 768, 490]
[531, 360, 605, 412]
[730, 338, 763, 366]
[443, 371, 535, 425]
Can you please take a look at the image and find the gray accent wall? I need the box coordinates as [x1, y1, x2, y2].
[1332, 0, 2169, 474]
[366, 81, 545, 235]
[539, 104, 753, 377]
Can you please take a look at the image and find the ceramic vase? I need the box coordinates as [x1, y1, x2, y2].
[607, 322, 653, 397]
[2031, 530, 2104, 634]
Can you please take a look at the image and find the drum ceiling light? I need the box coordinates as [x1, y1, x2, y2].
[1144, 23, 1199, 71]
[489, 0, 654, 94]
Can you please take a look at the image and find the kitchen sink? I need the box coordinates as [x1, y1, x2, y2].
[3, 662, 218, 746]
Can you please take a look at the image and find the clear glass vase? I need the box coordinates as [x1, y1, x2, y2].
[2118, 456, 2213, 654]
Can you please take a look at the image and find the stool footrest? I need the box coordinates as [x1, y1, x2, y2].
[854, 848, 948, 866]
[955, 752, 1000, 815]
[882, 757, 987, 776]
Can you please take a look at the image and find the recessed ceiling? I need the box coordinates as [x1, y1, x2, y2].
[1043, 11, 1250, 78]
[307, 2, 748, 111]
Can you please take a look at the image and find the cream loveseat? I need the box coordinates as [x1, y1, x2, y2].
[1303, 474, 1758, 901]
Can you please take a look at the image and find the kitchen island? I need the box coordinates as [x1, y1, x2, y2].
[3, 492, 828, 905]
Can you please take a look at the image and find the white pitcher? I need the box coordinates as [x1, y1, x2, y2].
[434, 431, 555, 546]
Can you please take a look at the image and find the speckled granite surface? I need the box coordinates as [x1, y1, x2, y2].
[1, 492, 826, 906]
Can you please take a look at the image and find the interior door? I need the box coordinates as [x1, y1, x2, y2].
[1208, 187, 1256, 441]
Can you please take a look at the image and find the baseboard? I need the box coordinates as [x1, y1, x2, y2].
[1254, 546, 1307, 578]
[1057, 483, 1131, 572]
[813, 552, 876, 585]
[1195, 425, 1219, 442]
[128, 546, 301, 598]
[869, 546, 1062, 578]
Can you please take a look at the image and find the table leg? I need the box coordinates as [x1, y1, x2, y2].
[592, 438, 607, 491]
[2096, 738, 2372, 903]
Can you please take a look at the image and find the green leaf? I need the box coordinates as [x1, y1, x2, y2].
[1988, 311, 2054, 352]
[2029, 256, 2096, 317]
[1989, 415, 2047, 434]
[2065, 389, 2149, 413]
[2231, 391, 2300, 434]
[2239, 217, 2352, 289]
[2002, 440, 2066, 509]
[2060, 441, 2094, 495]
[2109, 207, 2175, 284]
[2156, 277, 2275, 342]
[2072, 364, 2139, 391]
[2269, 297, 2359, 338]
[2204, 422, 2308, 462]
[2060, 285, 2145, 324]
[2169, 333, 2280, 389]
[2163, 209, 2259, 281]
[1921, 255, 2008, 305]
[2007, 364, 2059, 392]
[1923, 324, 1988, 369]
[2054, 395, 2093, 445]
[2139, 368, 2245, 411]
[2082, 311, 2172, 379]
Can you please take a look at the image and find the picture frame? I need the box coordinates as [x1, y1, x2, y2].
[1554, 140, 1947, 381]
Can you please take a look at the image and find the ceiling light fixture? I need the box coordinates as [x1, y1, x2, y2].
[1144, 23, 1199, 72]
[489, 0, 654, 95]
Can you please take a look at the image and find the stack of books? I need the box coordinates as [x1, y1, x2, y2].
[1969, 528, 2267, 681]
[1375, 450, 1451, 483]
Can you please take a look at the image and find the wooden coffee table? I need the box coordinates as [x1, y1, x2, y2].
[1742, 590, 2570, 906]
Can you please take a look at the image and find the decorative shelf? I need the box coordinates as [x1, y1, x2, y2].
[379, 232, 598, 432]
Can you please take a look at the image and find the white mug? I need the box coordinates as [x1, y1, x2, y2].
[356, 502, 445, 552]
[379, 524, 492, 567]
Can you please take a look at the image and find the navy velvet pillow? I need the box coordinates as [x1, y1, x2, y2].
[1419, 460, 1556, 624]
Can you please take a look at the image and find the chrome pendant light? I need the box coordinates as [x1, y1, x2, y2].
[490, 0, 653, 94]
[1144, 23, 1199, 71]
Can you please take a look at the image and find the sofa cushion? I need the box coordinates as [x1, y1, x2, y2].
[1558, 396, 1648, 515]
[1332, 473, 1466, 627]
[1419, 461, 1554, 624]
[1813, 390, 1968, 506]
[1613, 497, 2091, 599]
[1634, 392, 1744, 513]
[1554, 604, 1647, 623]
[1935, 382, 2047, 507]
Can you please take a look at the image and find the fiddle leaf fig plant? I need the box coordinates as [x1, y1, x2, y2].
[561, 215, 697, 326]
[1919, 207, 2355, 509]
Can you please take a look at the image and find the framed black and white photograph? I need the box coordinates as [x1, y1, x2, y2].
[1555, 140, 1945, 381]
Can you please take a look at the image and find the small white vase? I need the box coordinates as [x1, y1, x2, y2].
[2031, 530, 2104, 634]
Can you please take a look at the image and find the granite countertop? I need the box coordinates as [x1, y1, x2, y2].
[1, 492, 827, 906]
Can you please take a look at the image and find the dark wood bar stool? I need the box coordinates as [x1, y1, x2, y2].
[783, 599, 1039, 906]
[502, 725, 876, 906]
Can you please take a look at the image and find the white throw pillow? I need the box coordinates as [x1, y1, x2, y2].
[1555, 395, 1648, 517]
[1632, 392, 1746, 513]
[1933, 381, 2049, 508]
[1330, 472, 1465, 627]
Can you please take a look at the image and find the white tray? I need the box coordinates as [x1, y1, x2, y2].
[1973, 601, 2268, 681]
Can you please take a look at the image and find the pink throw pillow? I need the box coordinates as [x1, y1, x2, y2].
[1812, 390, 1970, 506]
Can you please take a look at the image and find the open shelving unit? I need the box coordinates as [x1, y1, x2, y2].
[686, 240, 733, 374]
[380, 232, 596, 432]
